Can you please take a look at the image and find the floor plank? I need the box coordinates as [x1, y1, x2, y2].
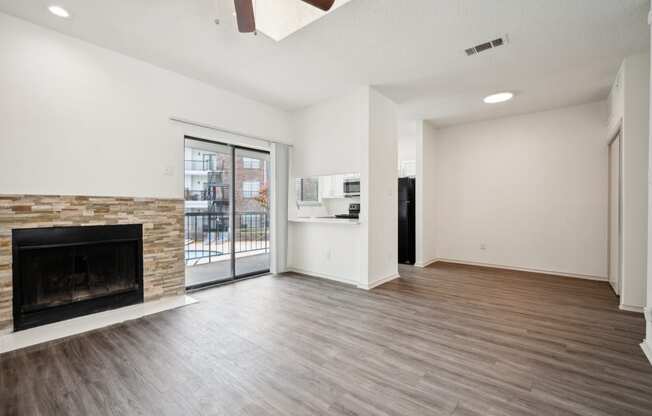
[1, 262, 651, 416]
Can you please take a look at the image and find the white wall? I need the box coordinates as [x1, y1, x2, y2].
[287, 222, 361, 285]
[609, 52, 650, 312]
[645, 11, 652, 359]
[415, 121, 437, 267]
[288, 87, 398, 288]
[646, 10, 652, 359]
[619, 53, 650, 311]
[398, 135, 417, 165]
[290, 90, 365, 178]
[398, 120, 418, 164]
[364, 89, 398, 287]
[397, 120, 418, 177]
[288, 89, 366, 284]
[0, 13, 289, 199]
[423, 101, 609, 279]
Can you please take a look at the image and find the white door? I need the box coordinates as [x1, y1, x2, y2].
[608, 133, 621, 295]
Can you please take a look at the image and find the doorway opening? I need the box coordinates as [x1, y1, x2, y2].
[398, 177, 415, 265]
[184, 136, 271, 290]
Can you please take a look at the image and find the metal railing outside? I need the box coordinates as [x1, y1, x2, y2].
[184, 211, 269, 264]
[185, 159, 225, 171]
[184, 189, 229, 202]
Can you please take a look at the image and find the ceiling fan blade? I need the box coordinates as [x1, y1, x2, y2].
[234, 0, 256, 33]
[300, 0, 336, 12]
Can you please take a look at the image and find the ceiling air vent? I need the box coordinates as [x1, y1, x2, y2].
[465, 35, 508, 56]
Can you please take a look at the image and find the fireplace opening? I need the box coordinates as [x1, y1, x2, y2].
[12, 225, 144, 331]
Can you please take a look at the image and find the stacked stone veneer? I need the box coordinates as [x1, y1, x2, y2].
[0, 195, 185, 332]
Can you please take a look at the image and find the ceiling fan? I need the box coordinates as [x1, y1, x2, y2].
[233, 0, 336, 33]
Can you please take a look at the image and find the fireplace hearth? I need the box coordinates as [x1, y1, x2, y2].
[12, 224, 144, 331]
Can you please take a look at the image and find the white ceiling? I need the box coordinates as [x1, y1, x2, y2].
[0, 0, 648, 126]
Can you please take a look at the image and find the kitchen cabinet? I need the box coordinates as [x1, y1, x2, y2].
[319, 174, 345, 199]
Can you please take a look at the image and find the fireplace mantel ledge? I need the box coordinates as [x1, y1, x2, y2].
[0, 295, 197, 354]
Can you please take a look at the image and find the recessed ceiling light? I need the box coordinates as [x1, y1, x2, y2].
[483, 92, 514, 104]
[48, 5, 70, 18]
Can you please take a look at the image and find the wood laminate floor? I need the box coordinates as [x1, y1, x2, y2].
[1, 262, 651, 416]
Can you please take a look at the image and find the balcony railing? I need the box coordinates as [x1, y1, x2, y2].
[184, 211, 269, 264]
[185, 188, 229, 202]
[185, 159, 225, 172]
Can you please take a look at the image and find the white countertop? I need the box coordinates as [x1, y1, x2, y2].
[289, 217, 361, 225]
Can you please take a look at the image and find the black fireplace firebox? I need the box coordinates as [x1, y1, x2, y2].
[12, 224, 144, 331]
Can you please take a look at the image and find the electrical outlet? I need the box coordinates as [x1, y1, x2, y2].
[163, 166, 174, 176]
[326, 249, 331, 261]
[480, 244, 487, 251]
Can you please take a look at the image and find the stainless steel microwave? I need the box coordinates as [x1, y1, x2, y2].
[343, 178, 360, 197]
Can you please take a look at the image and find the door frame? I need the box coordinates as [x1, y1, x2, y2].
[607, 129, 623, 296]
[184, 135, 271, 291]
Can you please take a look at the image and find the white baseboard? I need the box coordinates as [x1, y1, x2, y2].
[0, 295, 197, 354]
[429, 258, 607, 282]
[619, 304, 645, 313]
[358, 272, 400, 290]
[286, 267, 358, 286]
[414, 258, 438, 268]
[641, 340, 652, 367]
[285, 267, 400, 290]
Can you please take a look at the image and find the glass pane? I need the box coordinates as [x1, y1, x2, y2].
[184, 138, 232, 287]
[295, 178, 320, 204]
[234, 148, 270, 276]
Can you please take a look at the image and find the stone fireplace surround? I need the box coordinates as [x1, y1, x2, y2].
[0, 194, 185, 333]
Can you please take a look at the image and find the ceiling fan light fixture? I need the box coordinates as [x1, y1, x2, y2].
[234, 0, 256, 33]
[300, 0, 336, 11]
[233, 0, 338, 36]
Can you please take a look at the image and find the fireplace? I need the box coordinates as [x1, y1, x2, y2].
[12, 224, 144, 331]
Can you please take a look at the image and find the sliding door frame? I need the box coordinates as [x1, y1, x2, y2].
[184, 135, 271, 291]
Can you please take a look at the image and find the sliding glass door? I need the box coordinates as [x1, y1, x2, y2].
[184, 137, 270, 289]
[234, 148, 271, 276]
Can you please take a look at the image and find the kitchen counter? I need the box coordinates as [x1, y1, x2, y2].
[289, 217, 360, 225]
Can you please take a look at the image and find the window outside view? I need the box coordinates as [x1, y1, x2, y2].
[184, 138, 270, 287]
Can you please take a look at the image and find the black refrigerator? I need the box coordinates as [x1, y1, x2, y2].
[398, 177, 416, 265]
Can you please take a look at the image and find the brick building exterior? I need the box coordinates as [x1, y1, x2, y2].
[184, 146, 269, 215]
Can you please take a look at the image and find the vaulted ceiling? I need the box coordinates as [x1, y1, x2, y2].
[0, 0, 648, 126]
